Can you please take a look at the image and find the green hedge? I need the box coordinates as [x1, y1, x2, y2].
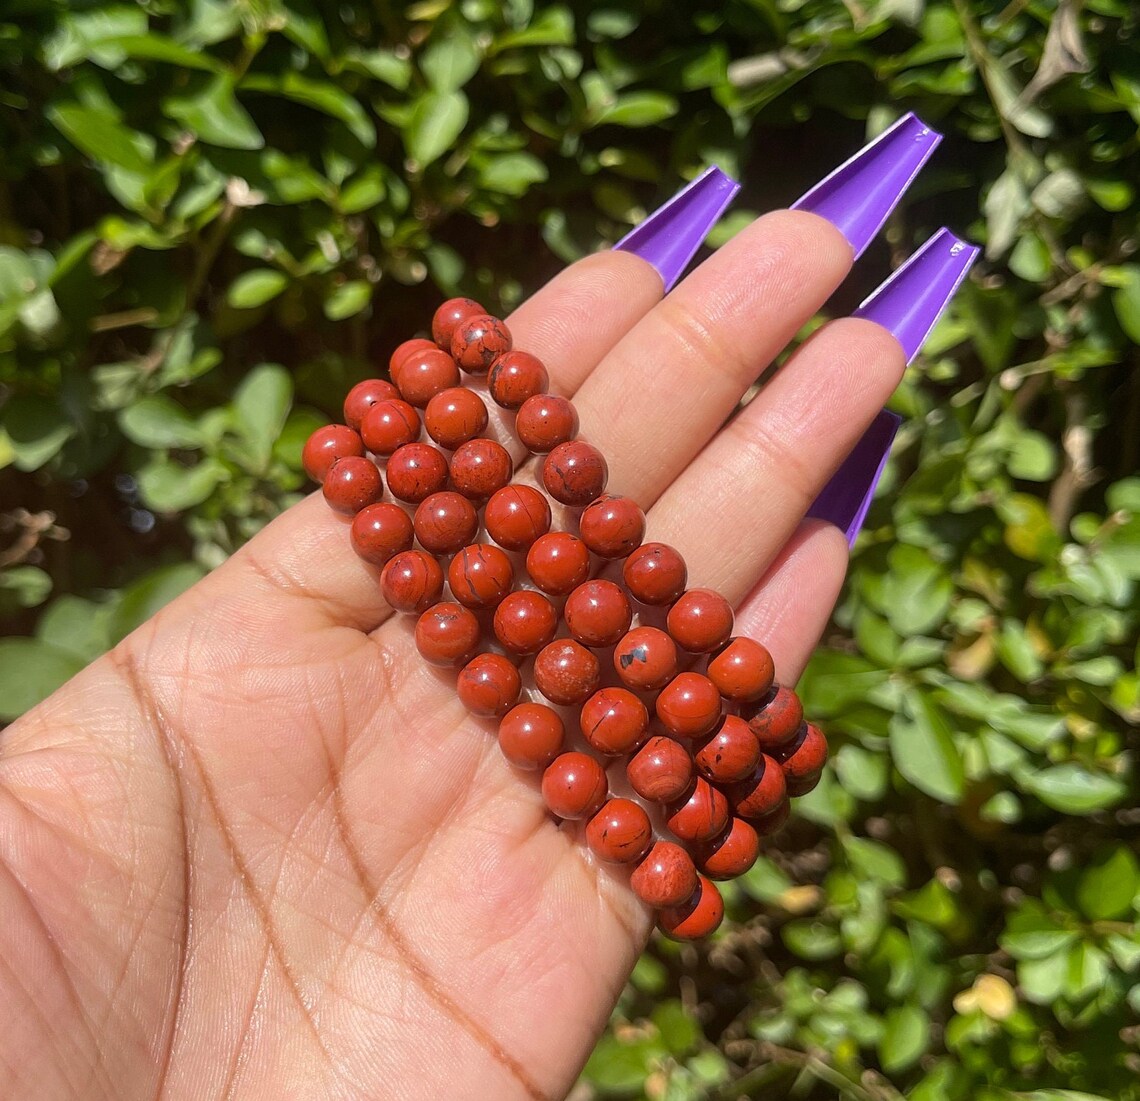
[1, 1, 1137, 1098]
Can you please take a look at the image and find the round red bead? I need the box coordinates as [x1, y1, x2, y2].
[774, 722, 828, 794]
[533, 639, 600, 706]
[727, 755, 788, 820]
[303, 424, 364, 482]
[578, 495, 645, 559]
[432, 297, 485, 349]
[751, 796, 791, 836]
[396, 348, 460, 408]
[579, 688, 649, 756]
[623, 542, 688, 606]
[692, 714, 760, 783]
[630, 841, 698, 908]
[707, 636, 774, 702]
[498, 703, 564, 770]
[488, 350, 549, 409]
[525, 532, 591, 595]
[451, 313, 512, 374]
[447, 544, 514, 609]
[586, 798, 652, 864]
[613, 626, 678, 692]
[360, 398, 420, 456]
[484, 484, 551, 551]
[666, 778, 729, 843]
[657, 875, 724, 941]
[457, 653, 521, 718]
[380, 549, 444, 614]
[424, 387, 489, 450]
[515, 394, 579, 453]
[344, 378, 400, 431]
[655, 672, 723, 740]
[542, 440, 608, 507]
[384, 442, 449, 503]
[350, 501, 413, 564]
[389, 339, 437, 387]
[449, 438, 512, 500]
[493, 590, 559, 655]
[564, 579, 632, 648]
[413, 491, 478, 555]
[667, 588, 734, 653]
[323, 456, 382, 514]
[747, 685, 805, 751]
[415, 601, 481, 667]
[694, 817, 761, 880]
[626, 736, 693, 803]
[541, 752, 608, 820]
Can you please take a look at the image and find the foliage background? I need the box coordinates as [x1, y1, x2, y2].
[1, 0, 1138, 1097]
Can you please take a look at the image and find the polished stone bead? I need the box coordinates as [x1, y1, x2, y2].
[774, 722, 828, 795]
[488, 350, 549, 409]
[414, 601, 481, 667]
[323, 456, 382, 514]
[586, 798, 652, 864]
[542, 440, 608, 507]
[655, 672, 723, 740]
[707, 636, 774, 702]
[578, 494, 645, 559]
[533, 639, 600, 706]
[451, 313, 512, 374]
[630, 841, 698, 908]
[350, 501, 413, 563]
[380, 549, 444, 614]
[384, 442, 449, 503]
[564, 579, 632, 648]
[667, 588, 734, 653]
[492, 590, 559, 655]
[657, 875, 724, 941]
[579, 687, 649, 756]
[413, 491, 478, 555]
[622, 542, 687, 606]
[432, 297, 485, 349]
[360, 398, 420, 456]
[447, 543, 514, 609]
[692, 714, 760, 783]
[613, 626, 678, 692]
[397, 348, 460, 407]
[727, 755, 788, 820]
[525, 531, 590, 595]
[498, 703, 564, 770]
[541, 751, 608, 820]
[750, 796, 791, 836]
[484, 485, 551, 551]
[388, 339, 437, 389]
[344, 378, 400, 431]
[515, 393, 579, 453]
[423, 386, 489, 450]
[449, 438, 513, 500]
[626, 736, 693, 803]
[746, 685, 804, 751]
[665, 777, 729, 843]
[303, 424, 364, 482]
[694, 818, 760, 880]
[457, 653, 521, 718]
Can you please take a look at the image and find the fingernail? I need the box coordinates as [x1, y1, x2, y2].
[791, 113, 942, 258]
[806, 409, 901, 546]
[614, 165, 741, 291]
[854, 227, 980, 364]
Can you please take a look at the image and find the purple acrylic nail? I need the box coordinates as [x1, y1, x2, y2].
[614, 165, 741, 291]
[807, 409, 901, 546]
[854, 227, 980, 364]
[791, 113, 942, 258]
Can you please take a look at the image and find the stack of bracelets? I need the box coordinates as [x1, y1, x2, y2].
[302, 297, 829, 942]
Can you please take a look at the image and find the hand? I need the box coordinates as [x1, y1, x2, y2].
[0, 210, 902, 1101]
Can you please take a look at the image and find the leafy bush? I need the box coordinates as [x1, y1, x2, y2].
[1, 1, 1137, 1098]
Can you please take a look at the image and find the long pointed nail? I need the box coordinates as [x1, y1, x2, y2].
[791, 113, 942, 258]
[807, 409, 901, 546]
[614, 166, 741, 291]
[854, 227, 980, 364]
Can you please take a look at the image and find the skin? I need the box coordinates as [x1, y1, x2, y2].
[0, 210, 905, 1101]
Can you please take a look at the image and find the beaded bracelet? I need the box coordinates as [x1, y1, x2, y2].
[302, 297, 829, 941]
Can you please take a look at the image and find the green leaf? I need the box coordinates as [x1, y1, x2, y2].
[479, 152, 549, 196]
[100, 34, 225, 71]
[420, 28, 482, 91]
[582, 1033, 664, 1092]
[138, 458, 227, 511]
[889, 688, 965, 804]
[1000, 902, 1079, 960]
[47, 103, 153, 173]
[0, 395, 74, 471]
[232, 364, 292, 469]
[494, 7, 574, 50]
[879, 544, 953, 635]
[651, 1000, 700, 1057]
[119, 396, 202, 449]
[0, 639, 85, 721]
[323, 281, 372, 321]
[782, 920, 842, 960]
[878, 1004, 929, 1073]
[591, 91, 678, 128]
[227, 269, 289, 309]
[1076, 846, 1140, 921]
[37, 595, 115, 663]
[108, 563, 206, 644]
[164, 76, 264, 150]
[241, 73, 376, 147]
[1112, 267, 1140, 344]
[843, 835, 907, 889]
[1022, 763, 1126, 814]
[1008, 429, 1057, 481]
[0, 566, 52, 608]
[404, 91, 469, 167]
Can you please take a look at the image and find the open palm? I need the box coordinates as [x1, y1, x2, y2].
[0, 210, 904, 1101]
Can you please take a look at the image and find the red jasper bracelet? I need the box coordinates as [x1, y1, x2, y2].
[303, 297, 829, 941]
